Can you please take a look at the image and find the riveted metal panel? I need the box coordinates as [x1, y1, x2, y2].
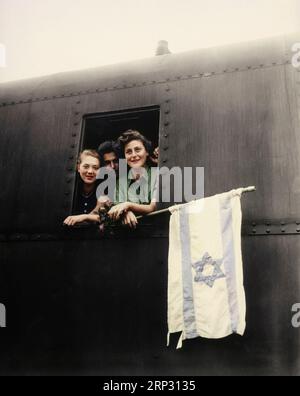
[0, 83, 169, 232]
[162, 63, 300, 221]
[0, 235, 299, 375]
[0, 33, 298, 107]
[0, 97, 83, 231]
[1, 33, 300, 376]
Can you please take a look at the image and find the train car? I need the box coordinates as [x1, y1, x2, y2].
[0, 32, 300, 376]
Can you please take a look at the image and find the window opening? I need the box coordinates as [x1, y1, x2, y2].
[71, 106, 161, 233]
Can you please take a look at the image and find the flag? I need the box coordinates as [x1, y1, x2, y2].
[167, 189, 246, 349]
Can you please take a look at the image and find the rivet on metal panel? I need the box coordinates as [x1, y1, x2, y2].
[164, 110, 170, 115]
[252, 222, 256, 227]
[74, 122, 79, 127]
[297, 221, 300, 225]
[281, 222, 285, 226]
[163, 146, 169, 151]
[70, 144, 75, 149]
[165, 87, 170, 92]
[266, 229, 271, 234]
[66, 179, 72, 184]
[162, 159, 168, 164]
[297, 228, 300, 233]
[266, 221, 271, 226]
[72, 133, 77, 137]
[76, 100, 81, 104]
[164, 121, 170, 127]
[252, 229, 257, 234]
[69, 155, 74, 160]
[65, 192, 70, 196]
[281, 229, 286, 233]
[164, 134, 169, 138]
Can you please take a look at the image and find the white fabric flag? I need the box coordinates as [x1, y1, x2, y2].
[168, 189, 246, 349]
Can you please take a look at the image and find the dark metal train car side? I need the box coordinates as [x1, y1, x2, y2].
[0, 32, 300, 375]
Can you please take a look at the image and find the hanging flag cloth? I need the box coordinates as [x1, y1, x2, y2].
[167, 188, 248, 349]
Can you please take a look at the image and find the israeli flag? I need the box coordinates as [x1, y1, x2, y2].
[168, 189, 246, 349]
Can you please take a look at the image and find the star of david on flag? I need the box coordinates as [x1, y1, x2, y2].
[192, 252, 225, 288]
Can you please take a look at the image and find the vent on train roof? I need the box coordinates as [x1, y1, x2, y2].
[155, 40, 171, 56]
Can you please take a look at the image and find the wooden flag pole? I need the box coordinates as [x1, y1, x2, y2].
[136, 186, 256, 219]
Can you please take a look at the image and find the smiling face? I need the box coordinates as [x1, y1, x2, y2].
[77, 154, 100, 185]
[124, 139, 149, 169]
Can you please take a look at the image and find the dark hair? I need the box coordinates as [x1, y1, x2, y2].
[98, 141, 119, 164]
[117, 130, 152, 156]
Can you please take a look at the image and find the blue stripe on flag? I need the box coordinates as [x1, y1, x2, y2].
[179, 207, 198, 339]
[220, 196, 239, 333]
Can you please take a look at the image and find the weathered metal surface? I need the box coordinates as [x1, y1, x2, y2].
[0, 33, 297, 106]
[0, 84, 168, 231]
[1, 33, 299, 231]
[0, 32, 300, 375]
[164, 64, 300, 220]
[0, 236, 299, 375]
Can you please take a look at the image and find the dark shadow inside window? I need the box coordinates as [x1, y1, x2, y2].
[82, 106, 160, 150]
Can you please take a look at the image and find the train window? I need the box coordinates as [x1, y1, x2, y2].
[82, 106, 160, 151]
[70, 106, 160, 234]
